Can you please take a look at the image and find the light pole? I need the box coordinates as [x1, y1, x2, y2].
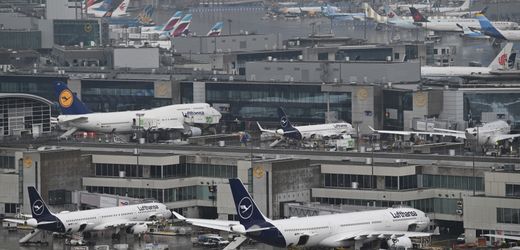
[371, 132, 375, 190]
[227, 19, 232, 35]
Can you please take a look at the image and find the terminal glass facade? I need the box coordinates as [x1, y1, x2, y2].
[383, 90, 413, 130]
[497, 207, 520, 224]
[0, 75, 68, 102]
[0, 97, 51, 137]
[94, 163, 237, 179]
[463, 92, 520, 131]
[185, 82, 352, 124]
[422, 174, 484, 191]
[81, 80, 171, 112]
[54, 19, 108, 46]
[86, 185, 214, 203]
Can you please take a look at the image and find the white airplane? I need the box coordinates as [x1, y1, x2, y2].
[369, 120, 520, 147]
[382, 5, 420, 29]
[477, 13, 520, 41]
[55, 82, 221, 138]
[257, 107, 353, 147]
[4, 186, 172, 243]
[141, 11, 183, 35]
[172, 179, 432, 249]
[279, 5, 339, 16]
[410, 7, 518, 32]
[88, 0, 129, 18]
[421, 43, 515, 78]
[431, 0, 471, 13]
[389, 0, 431, 12]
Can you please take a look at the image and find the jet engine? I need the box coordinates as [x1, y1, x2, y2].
[126, 224, 148, 234]
[229, 224, 246, 234]
[183, 126, 202, 137]
[25, 218, 38, 227]
[386, 236, 413, 249]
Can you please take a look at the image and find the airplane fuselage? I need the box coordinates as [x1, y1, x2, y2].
[465, 120, 511, 146]
[421, 66, 491, 78]
[280, 122, 353, 140]
[57, 103, 221, 133]
[38, 203, 170, 234]
[247, 208, 429, 248]
[416, 20, 517, 32]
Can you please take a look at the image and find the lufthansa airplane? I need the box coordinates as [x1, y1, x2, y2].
[173, 179, 432, 249]
[5, 187, 172, 242]
[54, 82, 221, 138]
[257, 107, 353, 147]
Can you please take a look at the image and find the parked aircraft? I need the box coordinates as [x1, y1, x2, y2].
[257, 107, 353, 147]
[369, 119, 520, 147]
[322, 4, 364, 21]
[173, 179, 432, 249]
[101, 0, 129, 18]
[421, 43, 515, 78]
[206, 22, 224, 36]
[107, 4, 154, 27]
[168, 14, 192, 38]
[141, 11, 183, 34]
[54, 82, 221, 138]
[457, 23, 489, 39]
[383, 5, 420, 29]
[88, 0, 129, 18]
[278, 5, 339, 16]
[410, 7, 518, 32]
[389, 0, 431, 12]
[476, 13, 520, 41]
[4, 186, 171, 243]
[431, 0, 471, 13]
[421, 43, 516, 78]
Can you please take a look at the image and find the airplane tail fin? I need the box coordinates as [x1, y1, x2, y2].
[103, 0, 128, 17]
[170, 14, 192, 37]
[363, 3, 387, 24]
[161, 11, 183, 32]
[93, 0, 113, 11]
[488, 43, 514, 69]
[229, 179, 268, 229]
[459, 0, 471, 10]
[137, 4, 155, 25]
[54, 81, 92, 115]
[207, 21, 224, 36]
[383, 4, 400, 20]
[409, 7, 429, 22]
[476, 13, 505, 39]
[277, 107, 296, 132]
[28, 186, 55, 222]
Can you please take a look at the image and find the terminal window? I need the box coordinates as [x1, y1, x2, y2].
[497, 207, 520, 224]
[506, 184, 520, 197]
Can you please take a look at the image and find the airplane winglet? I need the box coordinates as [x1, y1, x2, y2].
[171, 211, 186, 221]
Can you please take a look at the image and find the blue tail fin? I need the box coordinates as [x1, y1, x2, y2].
[476, 13, 506, 39]
[28, 186, 55, 222]
[277, 107, 295, 132]
[229, 179, 267, 229]
[54, 81, 92, 115]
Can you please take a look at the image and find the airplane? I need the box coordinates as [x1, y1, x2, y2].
[141, 11, 182, 34]
[410, 7, 518, 32]
[206, 21, 224, 36]
[102, 0, 129, 18]
[421, 43, 515, 78]
[457, 23, 489, 39]
[383, 5, 421, 29]
[172, 178, 432, 249]
[321, 4, 365, 21]
[257, 107, 353, 147]
[168, 14, 193, 38]
[54, 82, 222, 138]
[278, 5, 339, 16]
[476, 13, 520, 41]
[369, 119, 520, 148]
[4, 186, 172, 242]
[431, 0, 471, 13]
[389, 0, 431, 12]
[107, 4, 154, 27]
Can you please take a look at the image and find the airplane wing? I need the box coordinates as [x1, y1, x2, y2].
[482, 234, 520, 241]
[3, 219, 28, 224]
[92, 219, 155, 231]
[321, 231, 432, 244]
[369, 126, 466, 139]
[493, 133, 520, 142]
[60, 116, 89, 124]
[257, 122, 277, 134]
[172, 211, 272, 234]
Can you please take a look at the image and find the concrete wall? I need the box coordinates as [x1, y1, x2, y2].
[484, 171, 520, 197]
[174, 34, 280, 54]
[245, 61, 421, 84]
[113, 48, 159, 69]
[46, 0, 82, 20]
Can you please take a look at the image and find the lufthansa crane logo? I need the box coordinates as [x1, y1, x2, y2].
[59, 89, 74, 108]
[84, 23, 93, 33]
[32, 200, 44, 216]
[280, 116, 288, 128]
[238, 197, 254, 220]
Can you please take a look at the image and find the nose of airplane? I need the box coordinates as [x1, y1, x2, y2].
[165, 209, 173, 219]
